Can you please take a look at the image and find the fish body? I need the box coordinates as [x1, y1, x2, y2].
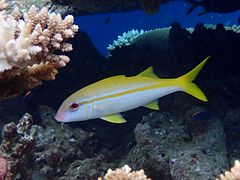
[191, 109, 212, 121]
[55, 57, 209, 123]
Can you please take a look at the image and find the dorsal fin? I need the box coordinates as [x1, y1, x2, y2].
[137, 67, 159, 79]
[101, 75, 126, 81]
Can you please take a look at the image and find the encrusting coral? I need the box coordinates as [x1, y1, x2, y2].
[0, 0, 78, 100]
[98, 165, 151, 180]
[216, 160, 240, 180]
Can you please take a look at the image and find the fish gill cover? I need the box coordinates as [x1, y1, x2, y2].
[0, 0, 240, 179]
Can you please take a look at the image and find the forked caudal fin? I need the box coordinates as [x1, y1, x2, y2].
[177, 57, 210, 102]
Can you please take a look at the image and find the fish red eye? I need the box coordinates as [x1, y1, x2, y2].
[69, 102, 80, 111]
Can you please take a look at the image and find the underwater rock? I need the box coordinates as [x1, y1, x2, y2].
[32, 105, 95, 177]
[5, 0, 173, 15]
[222, 108, 240, 164]
[61, 155, 109, 179]
[32, 105, 138, 179]
[0, 113, 36, 179]
[108, 23, 240, 82]
[126, 110, 227, 179]
[185, 0, 240, 15]
[51, 0, 172, 15]
[108, 23, 240, 57]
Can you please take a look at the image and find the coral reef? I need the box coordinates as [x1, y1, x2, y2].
[5, 0, 52, 14]
[3, 0, 172, 16]
[1, 21, 240, 179]
[0, 0, 78, 101]
[32, 105, 131, 179]
[21, 22, 239, 179]
[107, 28, 170, 54]
[51, 0, 171, 15]
[61, 156, 108, 179]
[216, 160, 240, 180]
[185, 0, 240, 15]
[0, 113, 36, 179]
[98, 164, 151, 180]
[32, 105, 98, 177]
[6, 0, 240, 16]
[125, 107, 227, 179]
[107, 29, 146, 51]
[107, 24, 240, 55]
[104, 23, 240, 179]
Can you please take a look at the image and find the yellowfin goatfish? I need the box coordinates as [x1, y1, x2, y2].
[55, 57, 209, 124]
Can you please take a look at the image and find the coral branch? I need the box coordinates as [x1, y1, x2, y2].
[0, 0, 78, 100]
[216, 160, 240, 180]
[98, 165, 151, 180]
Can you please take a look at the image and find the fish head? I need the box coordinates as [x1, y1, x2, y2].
[55, 97, 90, 123]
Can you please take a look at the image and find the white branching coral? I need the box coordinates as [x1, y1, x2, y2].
[107, 29, 146, 51]
[0, 10, 42, 72]
[106, 28, 170, 53]
[0, 3, 78, 72]
[216, 160, 240, 180]
[0, 0, 78, 100]
[98, 165, 151, 180]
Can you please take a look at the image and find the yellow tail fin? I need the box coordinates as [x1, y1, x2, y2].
[177, 57, 210, 102]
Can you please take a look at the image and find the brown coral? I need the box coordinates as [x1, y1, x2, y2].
[0, 0, 78, 101]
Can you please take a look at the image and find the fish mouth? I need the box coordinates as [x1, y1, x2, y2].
[55, 111, 65, 122]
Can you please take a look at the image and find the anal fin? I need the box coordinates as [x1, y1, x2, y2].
[143, 100, 159, 110]
[101, 114, 126, 124]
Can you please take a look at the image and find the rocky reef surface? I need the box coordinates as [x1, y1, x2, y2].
[6, 0, 240, 16]
[5, 0, 172, 16]
[0, 102, 229, 179]
[0, 23, 240, 179]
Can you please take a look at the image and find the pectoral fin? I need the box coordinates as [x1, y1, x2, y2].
[101, 114, 127, 124]
[143, 100, 159, 110]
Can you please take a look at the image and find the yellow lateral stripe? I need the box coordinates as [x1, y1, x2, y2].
[79, 80, 176, 105]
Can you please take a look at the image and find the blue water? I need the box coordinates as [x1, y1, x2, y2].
[75, 1, 240, 55]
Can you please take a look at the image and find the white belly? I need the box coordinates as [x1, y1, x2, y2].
[90, 86, 180, 118]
